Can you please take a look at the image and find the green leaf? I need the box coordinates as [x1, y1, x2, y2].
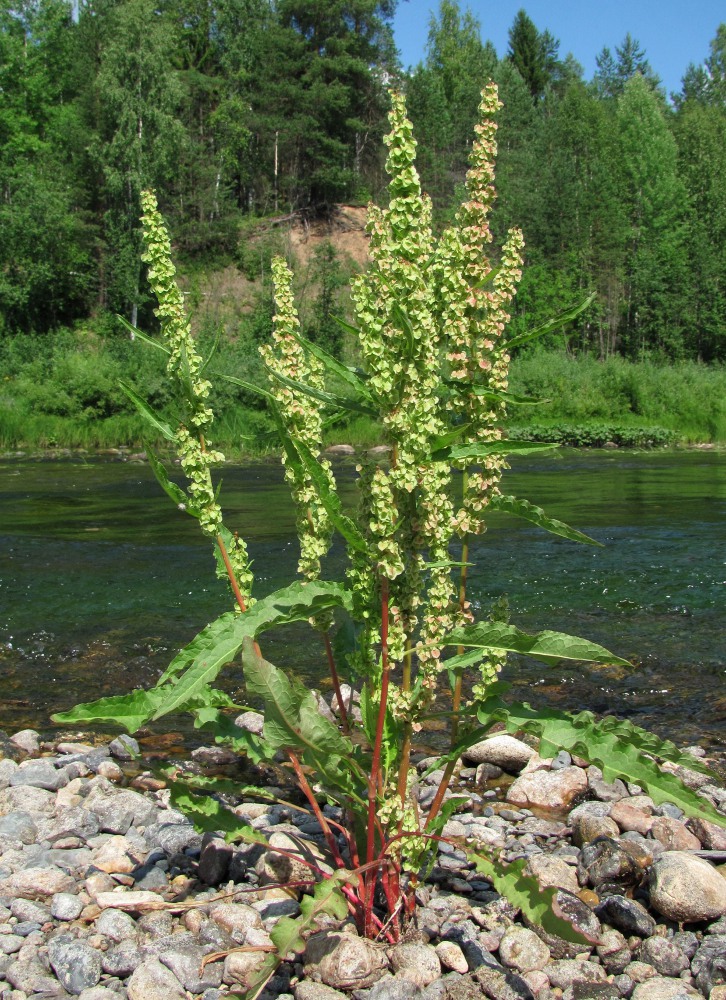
[51, 689, 164, 732]
[506, 293, 596, 351]
[468, 386, 547, 406]
[444, 621, 631, 667]
[391, 301, 416, 358]
[290, 330, 374, 399]
[145, 446, 201, 517]
[267, 367, 377, 416]
[433, 440, 559, 462]
[168, 779, 271, 845]
[115, 315, 170, 355]
[272, 877, 348, 958]
[293, 439, 368, 552]
[214, 372, 276, 402]
[150, 581, 353, 720]
[118, 381, 176, 441]
[475, 697, 725, 826]
[192, 706, 272, 765]
[242, 638, 352, 758]
[331, 314, 361, 340]
[472, 853, 595, 945]
[429, 423, 472, 454]
[488, 494, 603, 546]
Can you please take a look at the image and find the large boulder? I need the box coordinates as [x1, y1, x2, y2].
[648, 851, 726, 922]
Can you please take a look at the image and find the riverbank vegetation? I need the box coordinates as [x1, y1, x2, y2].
[2, 329, 725, 453]
[1, 0, 725, 449]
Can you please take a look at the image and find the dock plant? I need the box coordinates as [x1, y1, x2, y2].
[55, 86, 725, 1000]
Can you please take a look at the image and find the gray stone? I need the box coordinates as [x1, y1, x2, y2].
[36, 806, 100, 844]
[636, 938, 689, 978]
[10, 899, 50, 923]
[50, 893, 84, 921]
[468, 962, 535, 1000]
[389, 942, 441, 987]
[83, 781, 157, 834]
[304, 931, 388, 991]
[0, 758, 19, 788]
[498, 926, 551, 973]
[360, 976, 425, 999]
[0, 813, 38, 845]
[462, 736, 536, 774]
[126, 957, 186, 1000]
[137, 909, 173, 939]
[594, 897, 656, 938]
[0, 866, 76, 899]
[209, 902, 263, 943]
[6, 957, 65, 993]
[143, 822, 201, 855]
[524, 854, 580, 895]
[234, 711, 265, 735]
[596, 930, 631, 976]
[648, 851, 726, 922]
[9, 730, 40, 754]
[78, 989, 121, 1000]
[108, 736, 139, 761]
[586, 766, 628, 803]
[629, 977, 700, 1000]
[579, 837, 643, 892]
[198, 834, 232, 885]
[294, 983, 349, 1000]
[101, 940, 144, 977]
[257, 831, 330, 885]
[691, 935, 726, 995]
[524, 890, 601, 960]
[507, 766, 588, 812]
[546, 960, 607, 990]
[0, 936, 23, 956]
[3, 784, 55, 814]
[95, 908, 138, 942]
[441, 919, 502, 971]
[161, 945, 223, 992]
[48, 935, 103, 994]
[10, 760, 67, 791]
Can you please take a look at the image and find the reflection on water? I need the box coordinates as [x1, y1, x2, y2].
[1, 450, 724, 758]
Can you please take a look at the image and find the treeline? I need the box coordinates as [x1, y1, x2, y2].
[1, 0, 725, 361]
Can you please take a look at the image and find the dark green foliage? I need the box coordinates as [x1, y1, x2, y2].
[0, 0, 725, 373]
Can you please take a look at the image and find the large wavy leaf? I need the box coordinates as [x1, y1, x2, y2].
[242, 638, 352, 758]
[489, 494, 602, 547]
[444, 621, 631, 667]
[150, 580, 353, 720]
[476, 696, 725, 826]
[472, 853, 595, 945]
[168, 779, 270, 845]
[52, 689, 166, 732]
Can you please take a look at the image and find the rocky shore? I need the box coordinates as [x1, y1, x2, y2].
[1, 724, 725, 1000]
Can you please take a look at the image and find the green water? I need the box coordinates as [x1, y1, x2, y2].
[1, 450, 724, 755]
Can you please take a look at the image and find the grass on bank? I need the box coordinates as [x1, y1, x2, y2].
[1, 329, 725, 453]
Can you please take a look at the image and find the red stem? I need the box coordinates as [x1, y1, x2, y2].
[365, 575, 391, 936]
[215, 533, 247, 612]
[287, 751, 347, 872]
[324, 631, 350, 735]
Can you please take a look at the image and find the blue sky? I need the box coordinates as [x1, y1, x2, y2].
[392, 1, 724, 98]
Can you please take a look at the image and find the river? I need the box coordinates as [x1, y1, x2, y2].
[1, 449, 724, 759]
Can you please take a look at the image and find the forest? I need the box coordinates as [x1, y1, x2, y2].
[1, 0, 725, 447]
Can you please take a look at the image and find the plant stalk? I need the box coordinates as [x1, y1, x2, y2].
[323, 631, 350, 734]
[365, 574, 391, 935]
